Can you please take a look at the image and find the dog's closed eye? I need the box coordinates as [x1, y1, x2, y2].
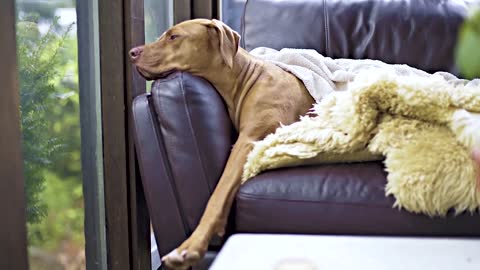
[169, 34, 181, 41]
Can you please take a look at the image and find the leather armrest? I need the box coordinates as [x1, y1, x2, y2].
[132, 72, 235, 256]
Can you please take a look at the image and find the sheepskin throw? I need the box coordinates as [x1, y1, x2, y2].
[243, 49, 480, 217]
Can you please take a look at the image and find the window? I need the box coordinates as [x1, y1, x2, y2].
[145, 0, 173, 43]
[1, 1, 216, 269]
[15, 1, 87, 268]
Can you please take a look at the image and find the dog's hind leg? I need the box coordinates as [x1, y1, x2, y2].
[162, 133, 255, 270]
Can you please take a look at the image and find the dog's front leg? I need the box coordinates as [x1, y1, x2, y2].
[162, 134, 255, 270]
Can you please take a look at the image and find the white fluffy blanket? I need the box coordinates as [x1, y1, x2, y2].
[244, 48, 480, 216]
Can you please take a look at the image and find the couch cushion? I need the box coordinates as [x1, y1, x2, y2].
[242, 0, 470, 73]
[236, 162, 480, 236]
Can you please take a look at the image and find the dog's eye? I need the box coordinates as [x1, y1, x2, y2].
[169, 34, 180, 41]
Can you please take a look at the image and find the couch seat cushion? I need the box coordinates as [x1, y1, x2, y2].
[235, 162, 480, 236]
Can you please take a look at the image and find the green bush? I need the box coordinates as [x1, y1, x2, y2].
[456, 10, 480, 79]
[17, 14, 84, 250]
[17, 17, 70, 225]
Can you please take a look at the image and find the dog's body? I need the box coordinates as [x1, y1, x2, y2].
[131, 19, 313, 269]
[130, 19, 480, 269]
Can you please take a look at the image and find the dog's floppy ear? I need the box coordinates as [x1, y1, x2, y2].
[209, 19, 240, 68]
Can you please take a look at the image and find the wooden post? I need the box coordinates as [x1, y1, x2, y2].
[0, 1, 29, 269]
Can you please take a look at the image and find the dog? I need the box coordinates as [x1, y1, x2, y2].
[130, 18, 313, 269]
[130, 19, 480, 269]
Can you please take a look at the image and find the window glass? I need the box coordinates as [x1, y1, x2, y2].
[144, 0, 172, 91]
[15, 0, 85, 268]
[144, 0, 173, 43]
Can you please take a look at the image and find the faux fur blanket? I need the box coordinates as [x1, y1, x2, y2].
[244, 48, 480, 217]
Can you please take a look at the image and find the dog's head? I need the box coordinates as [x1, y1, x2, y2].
[129, 19, 240, 80]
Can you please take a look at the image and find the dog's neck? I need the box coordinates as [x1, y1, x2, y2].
[195, 48, 263, 130]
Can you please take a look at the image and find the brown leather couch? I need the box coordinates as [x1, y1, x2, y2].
[133, 0, 480, 268]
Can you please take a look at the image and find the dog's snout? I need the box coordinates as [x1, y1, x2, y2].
[129, 46, 144, 61]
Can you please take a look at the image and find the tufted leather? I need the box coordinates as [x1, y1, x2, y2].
[237, 163, 480, 236]
[243, 0, 470, 73]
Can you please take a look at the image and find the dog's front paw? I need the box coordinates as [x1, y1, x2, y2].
[161, 236, 207, 270]
[450, 109, 480, 150]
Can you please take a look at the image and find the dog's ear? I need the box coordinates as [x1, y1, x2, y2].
[209, 19, 240, 68]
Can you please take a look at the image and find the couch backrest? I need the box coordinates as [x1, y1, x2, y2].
[241, 0, 471, 73]
[222, 0, 247, 33]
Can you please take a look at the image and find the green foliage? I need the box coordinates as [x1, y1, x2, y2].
[456, 10, 480, 79]
[17, 17, 70, 225]
[29, 172, 84, 250]
[17, 14, 84, 250]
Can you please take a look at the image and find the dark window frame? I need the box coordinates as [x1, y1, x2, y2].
[78, 0, 151, 269]
[0, 1, 29, 269]
[77, 0, 108, 269]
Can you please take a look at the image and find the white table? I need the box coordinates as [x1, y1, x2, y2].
[210, 234, 480, 270]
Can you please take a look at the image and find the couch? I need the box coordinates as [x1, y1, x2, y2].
[132, 0, 480, 268]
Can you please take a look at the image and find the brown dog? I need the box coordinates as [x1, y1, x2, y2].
[130, 19, 314, 269]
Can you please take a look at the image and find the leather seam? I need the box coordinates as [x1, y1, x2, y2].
[241, 0, 249, 49]
[152, 82, 191, 236]
[180, 74, 214, 193]
[323, 0, 331, 55]
[237, 193, 393, 209]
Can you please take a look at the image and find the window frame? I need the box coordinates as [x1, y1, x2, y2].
[77, 0, 108, 269]
[0, 1, 29, 269]
[78, 0, 151, 269]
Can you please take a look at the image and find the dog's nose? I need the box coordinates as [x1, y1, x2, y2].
[129, 46, 144, 61]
